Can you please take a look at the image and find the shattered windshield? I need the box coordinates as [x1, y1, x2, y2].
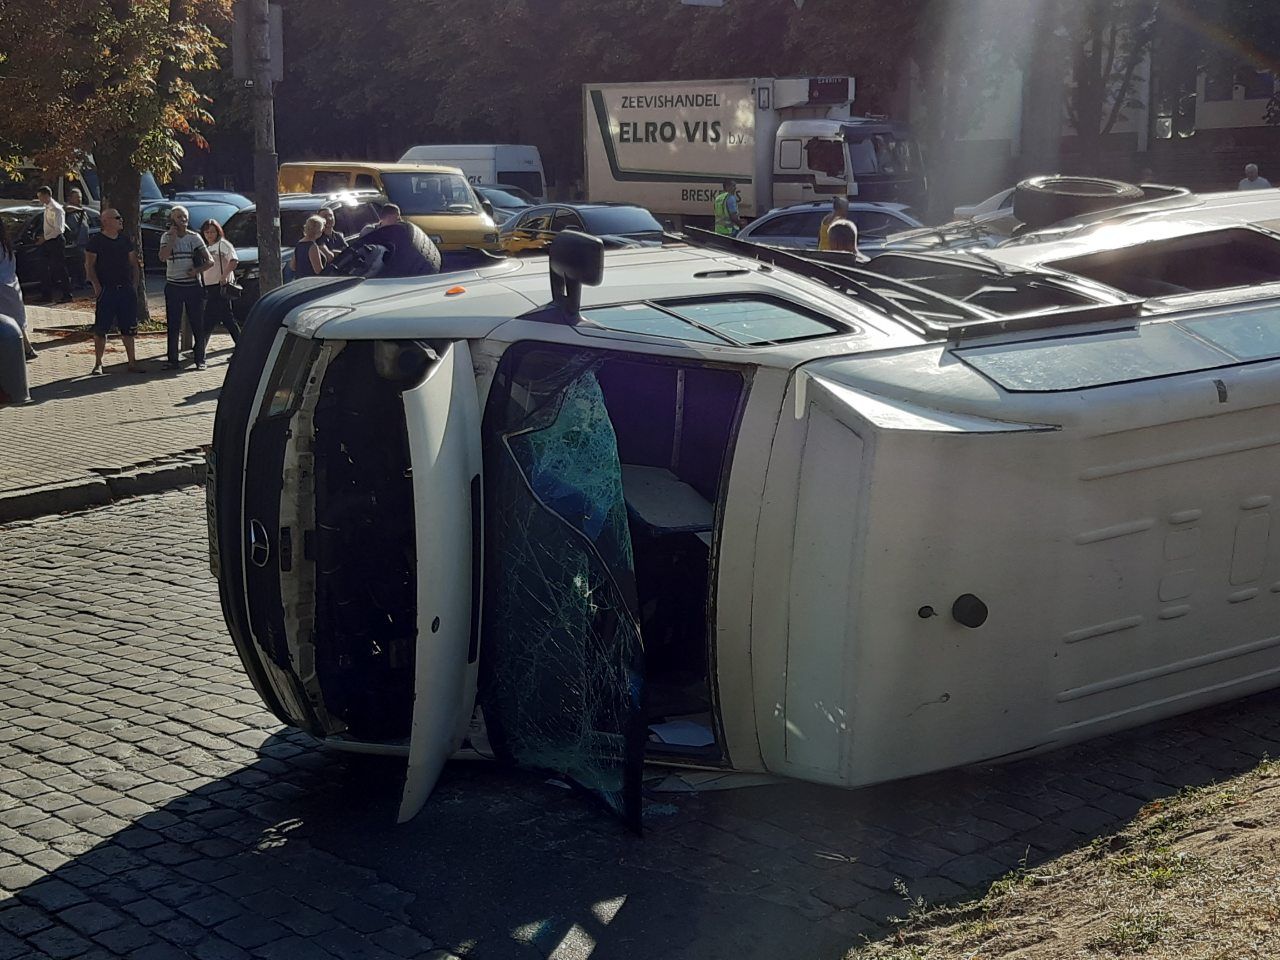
[480, 349, 645, 829]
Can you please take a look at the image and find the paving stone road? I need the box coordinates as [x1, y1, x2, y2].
[1, 488, 1279, 959]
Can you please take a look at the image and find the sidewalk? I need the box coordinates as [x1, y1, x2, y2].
[0, 302, 232, 521]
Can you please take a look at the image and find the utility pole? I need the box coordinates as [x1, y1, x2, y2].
[246, 0, 282, 292]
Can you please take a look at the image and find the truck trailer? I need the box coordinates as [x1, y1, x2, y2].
[583, 77, 926, 226]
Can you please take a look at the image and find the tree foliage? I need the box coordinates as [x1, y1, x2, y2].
[272, 0, 924, 186]
[0, 0, 229, 180]
[0, 0, 230, 315]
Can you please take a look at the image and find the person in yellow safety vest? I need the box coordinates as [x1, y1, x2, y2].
[713, 179, 744, 235]
[818, 196, 850, 251]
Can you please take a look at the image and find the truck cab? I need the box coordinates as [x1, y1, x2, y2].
[774, 118, 926, 211]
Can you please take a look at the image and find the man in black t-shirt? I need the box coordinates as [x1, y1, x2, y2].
[84, 208, 144, 375]
[317, 207, 348, 257]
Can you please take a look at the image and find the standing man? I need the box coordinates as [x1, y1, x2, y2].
[1239, 163, 1272, 190]
[85, 208, 143, 376]
[818, 196, 850, 251]
[66, 188, 91, 290]
[713, 179, 744, 236]
[35, 186, 72, 303]
[157, 205, 211, 371]
[317, 207, 348, 258]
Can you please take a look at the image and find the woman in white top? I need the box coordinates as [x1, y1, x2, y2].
[200, 219, 241, 343]
[0, 216, 35, 360]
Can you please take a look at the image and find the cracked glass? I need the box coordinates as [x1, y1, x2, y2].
[479, 349, 646, 830]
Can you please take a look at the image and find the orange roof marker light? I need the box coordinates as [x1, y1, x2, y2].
[445, 286, 467, 296]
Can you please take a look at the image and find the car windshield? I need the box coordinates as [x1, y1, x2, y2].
[493, 184, 538, 204]
[0, 209, 34, 239]
[580, 207, 663, 235]
[224, 209, 321, 248]
[478, 187, 532, 210]
[381, 172, 478, 216]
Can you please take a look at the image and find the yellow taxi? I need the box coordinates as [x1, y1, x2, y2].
[277, 162, 501, 253]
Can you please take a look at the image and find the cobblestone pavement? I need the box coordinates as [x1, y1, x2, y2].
[2, 301, 231, 508]
[1, 489, 1279, 959]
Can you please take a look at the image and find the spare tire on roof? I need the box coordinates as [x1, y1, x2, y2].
[1013, 175, 1145, 229]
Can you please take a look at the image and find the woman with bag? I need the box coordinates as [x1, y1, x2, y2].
[200, 219, 241, 344]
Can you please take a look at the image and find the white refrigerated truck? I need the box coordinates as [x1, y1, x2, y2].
[583, 77, 926, 226]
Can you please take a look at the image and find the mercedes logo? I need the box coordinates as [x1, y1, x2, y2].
[248, 519, 271, 569]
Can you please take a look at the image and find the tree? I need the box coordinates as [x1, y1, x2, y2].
[0, 0, 230, 317]
[1061, 0, 1160, 167]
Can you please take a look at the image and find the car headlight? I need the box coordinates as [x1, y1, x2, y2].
[290, 305, 352, 339]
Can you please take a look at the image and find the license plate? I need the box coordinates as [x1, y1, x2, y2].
[205, 449, 220, 580]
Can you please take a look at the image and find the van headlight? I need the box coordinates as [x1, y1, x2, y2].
[291, 305, 352, 339]
[484, 233, 499, 244]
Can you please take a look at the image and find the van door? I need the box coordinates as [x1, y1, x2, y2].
[397, 341, 485, 822]
[477, 345, 647, 832]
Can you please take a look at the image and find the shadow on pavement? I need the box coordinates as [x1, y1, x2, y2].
[3, 688, 1279, 960]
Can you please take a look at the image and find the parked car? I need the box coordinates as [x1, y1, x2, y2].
[500, 202, 664, 253]
[735, 200, 923, 253]
[0, 205, 100, 289]
[472, 184, 535, 226]
[210, 194, 1280, 829]
[223, 192, 385, 320]
[139, 200, 242, 270]
[953, 187, 1015, 223]
[169, 190, 253, 210]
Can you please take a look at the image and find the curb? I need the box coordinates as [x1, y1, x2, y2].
[0, 450, 207, 524]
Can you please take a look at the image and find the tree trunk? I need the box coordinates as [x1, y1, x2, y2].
[94, 139, 148, 322]
[1072, 0, 1108, 172]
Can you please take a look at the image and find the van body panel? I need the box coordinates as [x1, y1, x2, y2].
[398, 145, 547, 202]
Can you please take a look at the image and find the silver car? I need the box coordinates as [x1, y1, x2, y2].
[736, 200, 922, 251]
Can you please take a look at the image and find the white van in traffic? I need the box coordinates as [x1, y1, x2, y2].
[397, 144, 546, 202]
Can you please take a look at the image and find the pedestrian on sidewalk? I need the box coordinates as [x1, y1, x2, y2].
[293, 215, 328, 279]
[85, 208, 143, 376]
[1239, 163, 1272, 190]
[35, 186, 72, 304]
[200, 219, 241, 344]
[66, 187, 91, 290]
[158, 205, 212, 371]
[0, 217, 36, 361]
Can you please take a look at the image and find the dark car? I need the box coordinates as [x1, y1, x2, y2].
[224, 193, 384, 319]
[473, 184, 535, 226]
[139, 200, 242, 270]
[1, 205, 101, 289]
[500, 203, 664, 254]
[170, 190, 253, 210]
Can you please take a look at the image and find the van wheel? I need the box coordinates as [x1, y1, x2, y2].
[1013, 176, 1145, 229]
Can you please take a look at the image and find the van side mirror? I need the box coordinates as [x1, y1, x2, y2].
[480, 199, 496, 220]
[549, 230, 604, 317]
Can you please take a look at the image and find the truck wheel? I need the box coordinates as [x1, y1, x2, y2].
[1013, 176, 1144, 229]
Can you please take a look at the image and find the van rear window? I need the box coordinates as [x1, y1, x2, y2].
[955, 301, 1280, 392]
